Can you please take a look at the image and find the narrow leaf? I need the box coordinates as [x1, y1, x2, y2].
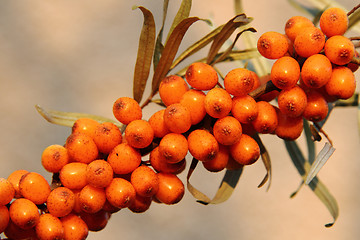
[206, 14, 252, 65]
[304, 119, 316, 164]
[132, 6, 156, 103]
[253, 133, 272, 190]
[151, 17, 201, 95]
[234, 0, 242, 15]
[285, 140, 339, 227]
[153, 0, 169, 69]
[186, 158, 212, 203]
[35, 105, 122, 128]
[166, 0, 192, 43]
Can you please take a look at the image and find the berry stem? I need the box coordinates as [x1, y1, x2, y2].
[347, 3, 360, 16]
[350, 56, 360, 65]
[249, 80, 280, 100]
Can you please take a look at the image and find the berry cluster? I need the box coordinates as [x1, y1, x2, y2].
[0, 6, 358, 240]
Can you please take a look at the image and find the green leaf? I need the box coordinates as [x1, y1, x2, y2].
[253, 133, 272, 190]
[35, 105, 123, 129]
[151, 17, 201, 95]
[186, 158, 243, 205]
[132, 6, 156, 103]
[206, 14, 252, 65]
[153, 0, 169, 69]
[284, 140, 339, 227]
[165, 0, 192, 43]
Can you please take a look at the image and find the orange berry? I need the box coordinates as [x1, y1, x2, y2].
[71, 118, 100, 140]
[229, 134, 260, 165]
[202, 144, 229, 172]
[86, 159, 113, 188]
[294, 26, 325, 58]
[0, 178, 15, 205]
[187, 129, 219, 162]
[128, 194, 152, 213]
[79, 210, 110, 232]
[347, 50, 359, 72]
[270, 56, 300, 90]
[158, 133, 188, 164]
[320, 7, 348, 37]
[275, 107, 303, 140]
[224, 68, 255, 96]
[60, 213, 89, 240]
[19, 172, 51, 205]
[0, 205, 10, 233]
[213, 116, 242, 146]
[149, 147, 186, 174]
[131, 165, 159, 197]
[113, 96, 142, 125]
[163, 103, 192, 133]
[59, 162, 87, 190]
[303, 90, 329, 122]
[41, 144, 70, 173]
[4, 219, 37, 239]
[93, 122, 122, 154]
[79, 185, 106, 214]
[226, 156, 244, 170]
[179, 89, 207, 125]
[301, 54, 332, 88]
[106, 178, 136, 209]
[325, 35, 355, 65]
[148, 109, 170, 138]
[9, 198, 39, 230]
[325, 66, 356, 100]
[231, 95, 258, 124]
[257, 31, 289, 59]
[185, 62, 218, 90]
[35, 213, 64, 240]
[155, 173, 184, 205]
[125, 119, 154, 149]
[277, 85, 307, 118]
[102, 199, 121, 214]
[107, 143, 141, 175]
[251, 101, 278, 134]
[71, 189, 82, 214]
[204, 88, 232, 118]
[159, 75, 189, 106]
[7, 169, 29, 199]
[65, 132, 98, 164]
[285, 16, 315, 42]
[47, 187, 75, 218]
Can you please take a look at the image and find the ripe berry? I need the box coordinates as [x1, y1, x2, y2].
[47, 187, 75, 218]
[185, 62, 218, 90]
[7, 169, 29, 198]
[65, 132, 99, 164]
[187, 129, 219, 162]
[113, 96, 142, 125]
[212, 116, 242, 146]
[128, 194, 152, 213]
[155, 173, 184, 205]
[148, 109, 170, 138]
[35, 213, 64, 240]
[251, 101, 278, 134]
[131, 165, 159, 197]
[301, 54, 332, 88]
[93, 122, 122, 154]
[257, 31, 289, 59]
[0, 205, 9, 233]
[107, 143, 141, 175]
[303, 90, 329, 122]
[204, 88, 233, 118]
[324, 35, 355, 65]
[149, 147, 186, 174]
[224, 68, 255, 96]
[294, 26, 325, 58]
[60, 162, 88, 190]
[320, 7, 348, 37]
[231, 95, 258, 124]
[9, 198, 39, 230]
[79, 185, 106, 214]
[277, 85, 307, 118]
[79, 210, 111, 232]
[105, 178, 136, 209]
[41, 144, 70, 173]
[270, 56, 300, 90]
[19, 172, 51, 205]
[86, 159, 114, 188]
[60, 213, 89, 240]
[275, 107, 303, 140]
[125, 119, 154, 149]
[229, 134, 260, 165]
[179, 89, 207, 125]
[325, 66, 356, 100]
[285, 16, 314, 42]
[71, 118, 100, 140]
[0, 178, 15, 205]
[163, 103, 192, 134]
[202, 144, 229, 172]
[158, 133, 188, 164]
[159, 75, 189, 106]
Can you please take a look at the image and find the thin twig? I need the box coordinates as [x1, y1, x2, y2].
[347, 3, 360, 16]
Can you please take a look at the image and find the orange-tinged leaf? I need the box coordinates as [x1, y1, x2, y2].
[166, 0, 192, 43]
[132, 6, 156, 103]
[151, 17, 201, 95]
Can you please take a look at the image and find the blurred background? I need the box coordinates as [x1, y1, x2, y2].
[0, 0, 359, 239]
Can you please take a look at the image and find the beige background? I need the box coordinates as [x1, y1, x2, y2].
[0, 0, 359, 239]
